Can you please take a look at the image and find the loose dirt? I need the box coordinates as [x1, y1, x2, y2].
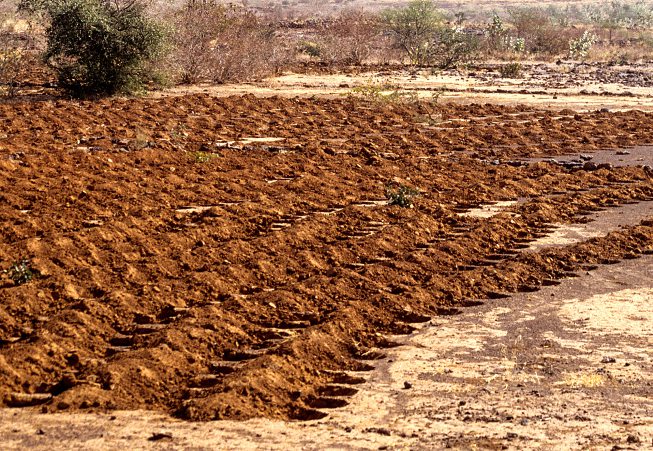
[1, 81, 653, 445]
[1, 255, 651, 450]
[2, 92, 653, 420]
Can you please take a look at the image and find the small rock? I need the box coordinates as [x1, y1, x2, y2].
[626, 434, 640, 444]
[601, 356, 616, 364]
[403, 381, 412, 389]
[616, 150, 631, 156]
[148, 432, 173, 441]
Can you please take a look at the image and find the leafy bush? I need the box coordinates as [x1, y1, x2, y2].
[382, 1, 479, 68]
[26, 0, 167, 96]
[499, 61, 522, 78]
[568, 30, 597, 60]
[427, 25, 480, 69]
[297, 40, 321, 58]
[381, 0, 444, 65]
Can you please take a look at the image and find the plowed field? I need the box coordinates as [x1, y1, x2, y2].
[1, 94, 653, 421]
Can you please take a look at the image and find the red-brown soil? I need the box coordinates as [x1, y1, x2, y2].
[1, 94, 652, 421]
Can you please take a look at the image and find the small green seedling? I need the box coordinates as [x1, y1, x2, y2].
[386, 183, 420, 208]
[6, 259, 37, 285]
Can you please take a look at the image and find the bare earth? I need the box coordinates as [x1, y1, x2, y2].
[161, 62, 653, 112]
[2, 63, 653, 449]
[1, 254, 651, 450]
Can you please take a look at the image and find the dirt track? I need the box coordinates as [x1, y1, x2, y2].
[1, 92, 653, 424]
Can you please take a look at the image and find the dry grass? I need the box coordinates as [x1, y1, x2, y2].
[558, 372, 606, 388]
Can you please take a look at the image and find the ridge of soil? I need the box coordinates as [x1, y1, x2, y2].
[1, 94, 653, 420]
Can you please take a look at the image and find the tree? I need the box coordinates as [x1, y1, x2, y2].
[428, 26, 479, 70]
[584, 1, 653, 42]
[381, 0, 443, 65]
[22, 0, 167, 96]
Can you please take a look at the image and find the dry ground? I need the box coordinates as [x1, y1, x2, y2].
[1, 63, 653, 448]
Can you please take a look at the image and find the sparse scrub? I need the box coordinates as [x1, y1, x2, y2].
[191, 150, 218, 163]
[349, 79, 418, 103]
[0, 32, 26, 96]
[0, 9, 42, 97]
[508, 7, 581, 56]
[312, 10, 381, 65]
[172, 3, 291, 84]
[584, 1, 653, 42]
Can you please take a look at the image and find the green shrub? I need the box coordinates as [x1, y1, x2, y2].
[25, 0, 167, 96]
[6, 259, 37, 285]
[499, 61, 522, 78]
[386, 183, 419, 208]
[298, 40, 322, 58]
[427, 26, 480, 70]
[568, 30, 597, 60]
[381, 0, 444, 65]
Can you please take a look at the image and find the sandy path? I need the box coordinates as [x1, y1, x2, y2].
[157, 68, 653, 112]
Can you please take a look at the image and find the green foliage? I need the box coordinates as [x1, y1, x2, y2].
[381, 0, 444, 65]
[6, 259, 37, 285]
[386, 183, 419, 208]
[499, 61, 522, 78]
[298, 40, 321, 58]
[584, 1, 653, 41]
[191, 150, 218, 163]
[28, 0, 167, 96]
[568, 30, 597, 60]
[428, 26, 480, 70]
[381, 1, 478, 68]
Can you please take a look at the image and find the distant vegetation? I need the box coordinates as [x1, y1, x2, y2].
[2, 0, 653, 96]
